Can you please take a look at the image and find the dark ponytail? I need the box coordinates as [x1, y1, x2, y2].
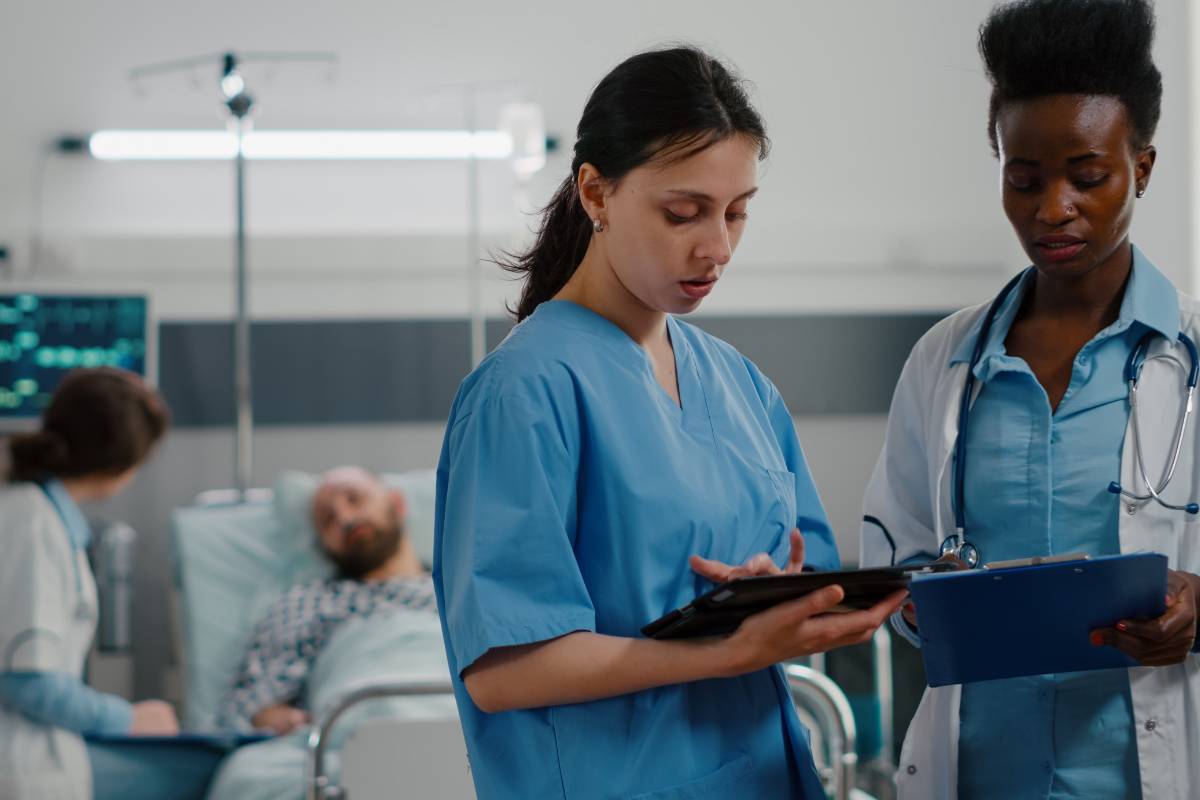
[8, 431, 71, 481]
[7, 367, 170, 484]
[499, 45, 769, 321]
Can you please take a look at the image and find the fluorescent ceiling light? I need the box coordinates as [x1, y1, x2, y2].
[87, 129, 515, 161]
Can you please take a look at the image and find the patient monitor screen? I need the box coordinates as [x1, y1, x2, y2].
[0, 294, 150, 421]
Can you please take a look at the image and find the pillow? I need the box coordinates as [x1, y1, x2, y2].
[171, 501, 286, 730]
[382, 469, 437, 567]
[270, 470, 336, 581]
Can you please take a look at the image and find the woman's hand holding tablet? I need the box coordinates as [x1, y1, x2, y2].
[672, 529, 909, 672]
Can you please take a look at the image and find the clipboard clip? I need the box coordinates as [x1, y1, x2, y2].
[983, 552, 1090, 571]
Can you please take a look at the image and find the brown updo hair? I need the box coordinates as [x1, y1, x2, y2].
[7, 368, 170, 484]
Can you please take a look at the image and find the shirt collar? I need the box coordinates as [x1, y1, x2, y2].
[40, 478, 92, 550]
[1123, 244, 1180, 341]
[949, 244, 1179, 372]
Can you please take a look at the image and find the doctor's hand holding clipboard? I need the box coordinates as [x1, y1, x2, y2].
[1090, 569, 1200, 666]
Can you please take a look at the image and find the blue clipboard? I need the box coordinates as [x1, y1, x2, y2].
[909, 552, 1168, 687]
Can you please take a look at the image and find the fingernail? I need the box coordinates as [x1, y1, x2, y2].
[1090, 631, 1104, 647]
[1116, 622, 1128, 632]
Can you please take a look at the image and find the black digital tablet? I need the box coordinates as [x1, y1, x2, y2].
[641, 561, 959, 640]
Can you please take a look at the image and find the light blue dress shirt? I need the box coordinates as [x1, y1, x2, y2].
[435, 300, 837, 800]
[949, 246, 1179, 799]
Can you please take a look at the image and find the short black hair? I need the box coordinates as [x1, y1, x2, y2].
[979, 0, 1162, 156]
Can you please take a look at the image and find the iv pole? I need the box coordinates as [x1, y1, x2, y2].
[221, 54, 255, 497]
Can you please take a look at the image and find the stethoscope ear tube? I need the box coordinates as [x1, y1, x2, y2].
[1111, 332, 1200, 515]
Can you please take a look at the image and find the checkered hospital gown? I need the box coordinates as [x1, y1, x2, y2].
[217, 575, 437, 731]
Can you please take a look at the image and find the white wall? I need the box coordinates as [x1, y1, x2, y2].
[2, 0, 1192, 320]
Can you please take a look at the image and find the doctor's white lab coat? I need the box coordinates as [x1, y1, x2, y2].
[0, 484, 98, 800]
[860, 294, 1200, 800]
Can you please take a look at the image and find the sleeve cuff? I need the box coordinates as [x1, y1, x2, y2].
[452, 611, 596, 676]
[890, 609, 922, 649]
[93, 695, 134, 735]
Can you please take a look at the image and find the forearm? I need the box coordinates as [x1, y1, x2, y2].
[0, 672, 132, 735]
[464, 631, 738, 713]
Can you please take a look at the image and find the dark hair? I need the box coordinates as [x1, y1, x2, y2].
[979, 0, 1162, 156]
[8, 368, 170, 483]
[499, 45, 769, 321]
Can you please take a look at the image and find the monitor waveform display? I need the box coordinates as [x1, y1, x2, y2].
[0, 295, 149, 420]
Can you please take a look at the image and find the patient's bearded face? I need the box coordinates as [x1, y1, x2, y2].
[312, 470, 404, 579]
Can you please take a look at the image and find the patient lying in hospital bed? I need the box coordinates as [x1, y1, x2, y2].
[170, 467, 455, 800]
[217, 466, 438, 735]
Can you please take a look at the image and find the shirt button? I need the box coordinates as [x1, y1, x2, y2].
[1145, 719, 1158, 732]
[907, 765, 918, 775]
[1126, 504, 1137, 516]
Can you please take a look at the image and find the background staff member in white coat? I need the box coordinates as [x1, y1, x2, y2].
[860, 1, 1199, 797]
[0, 368, 177, 800]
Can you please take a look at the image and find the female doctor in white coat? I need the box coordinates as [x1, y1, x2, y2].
[861, 1, 1199, 798]
[0, 368, 177, 799]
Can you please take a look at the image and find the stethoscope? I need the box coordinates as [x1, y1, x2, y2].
[940, 270, 1200, 569]
[38, 482, 94, 621]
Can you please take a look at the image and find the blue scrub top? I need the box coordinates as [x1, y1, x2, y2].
[949, 246, 1178, 800]
[434, 300, 838, 800]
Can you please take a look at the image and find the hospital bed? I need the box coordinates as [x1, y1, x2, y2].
[170, 469, 886, 800]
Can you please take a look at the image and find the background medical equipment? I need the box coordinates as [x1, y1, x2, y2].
[92, 521, 138, 652]
[0, 293, 150, 425]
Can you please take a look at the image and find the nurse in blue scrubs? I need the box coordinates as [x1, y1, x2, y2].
[435, 46, 906, 800]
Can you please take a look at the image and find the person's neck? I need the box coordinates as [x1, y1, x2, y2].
[555, 239, 670, 350]
[58, 477, 101, 505]
[1023, 239, 1133, 327]
[361, 536, 424, 583]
